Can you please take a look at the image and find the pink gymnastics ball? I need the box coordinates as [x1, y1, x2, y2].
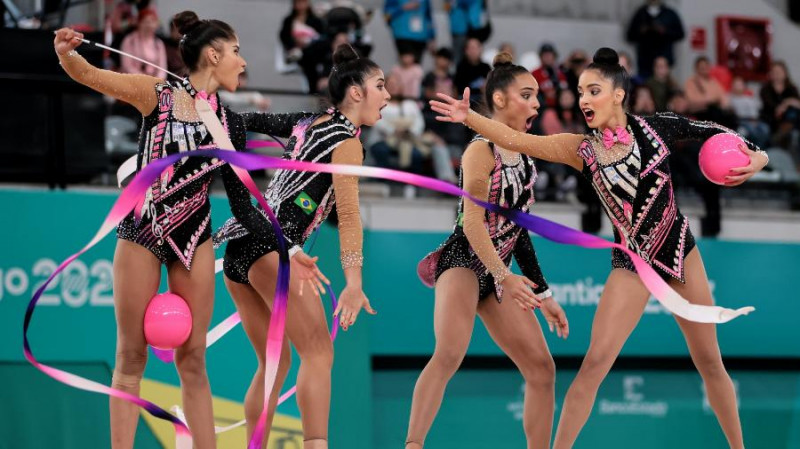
[143, 292, 192, 350]
[698, 133, 751, 185]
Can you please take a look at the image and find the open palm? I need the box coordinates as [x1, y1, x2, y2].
[429, 87, 472, 123]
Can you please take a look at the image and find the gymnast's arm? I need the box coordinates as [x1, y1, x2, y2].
[429, 88, 585, 170]
[512, 231, 552, 299]
[331, 138, 365, 279]
[241, 112, 317, 138]
[460, 141, 513, 282]
[464, 110, 586, 170]
[646, 112, 769, 185]
[331, 137, 377, 327]
[461, 141, 542, 309]
[55, 28, 160, 115]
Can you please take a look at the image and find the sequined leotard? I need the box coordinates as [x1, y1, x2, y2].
[463, 111, 766, 282]
[57, 49, 313, 270]
[114, 78, 230, 268]
[215, 109, 364, 285]
[417, 137, 551, 301]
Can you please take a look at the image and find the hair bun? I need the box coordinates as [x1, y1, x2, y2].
[333, 44, 359, 66]
[173, 11, 202, 36]
[592, 47, 619, 66]
[492, 52, 514, 69]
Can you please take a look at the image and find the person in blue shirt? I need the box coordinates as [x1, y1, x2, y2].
[384, 0, 435, 63]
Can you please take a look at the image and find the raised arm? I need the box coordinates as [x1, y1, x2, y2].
[55, 28, 160, 115]
[430, 88, 585, 170]
[460, 141, 542, 310]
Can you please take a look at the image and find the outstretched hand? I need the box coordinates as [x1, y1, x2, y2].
[429, 88, 471, 124]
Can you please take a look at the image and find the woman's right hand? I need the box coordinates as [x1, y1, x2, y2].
[500, 274, 543, 310]
[429, 87, 471, 124]
[54, 28, 84, 56]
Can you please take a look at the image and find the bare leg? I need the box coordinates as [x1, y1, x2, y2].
[405, 268, 480, 448]
[248, 253, 334, 449]
[224, 275, 292, 448]
[167, 240, 217, 448]
[110, 239, 161, 449]
[671, 248, 744, 448]
[479, 294, 556, 449]
[552, 268, 650, 449]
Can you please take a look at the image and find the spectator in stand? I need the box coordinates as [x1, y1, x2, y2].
[631, 85, 657, 115]
[646, 56, 680, 112]
[539, 88, 584, 202]
[760, 60, 800, 158]
[730, 75, 770, 149]
[685, 56, 737, 128]
[422, 48, 466, 147]
[454, 37, 491, 108]
[391, 48, 425, 99]
[532, 42, 568, 110]
[562, 49, 589, 96]
[618, 51, 644, 86]
[119, 8, 166, 78]
[279, 0, 324, 64]
[626, 0, 685, 78]
[445, 0, 492, 65]
[300, 31, 350, 94]
[384, 0, 435, 64]
[498, 42, 515, 59]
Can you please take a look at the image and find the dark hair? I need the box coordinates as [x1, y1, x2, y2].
[483, 52, 532, 113]
[586, 47, 631, 106]
[631, 84, 655, 112]
[173, 11, 237, 72]
[555, 89, 581, 125]
[290, 0, 318, 22]
[694, 55, 710, 67]
[435, 47, 453, 61]
[327, 44, 381, 106]
[771, 60, 797, 90]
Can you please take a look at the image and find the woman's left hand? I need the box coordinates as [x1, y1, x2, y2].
[725, 144, 769, 186]
[540, 297, 569, 339]
[333, 284, 377, 331]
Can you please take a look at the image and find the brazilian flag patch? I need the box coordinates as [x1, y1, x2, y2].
[457, 212, 464, 227]
[294, 191, 318, 215]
